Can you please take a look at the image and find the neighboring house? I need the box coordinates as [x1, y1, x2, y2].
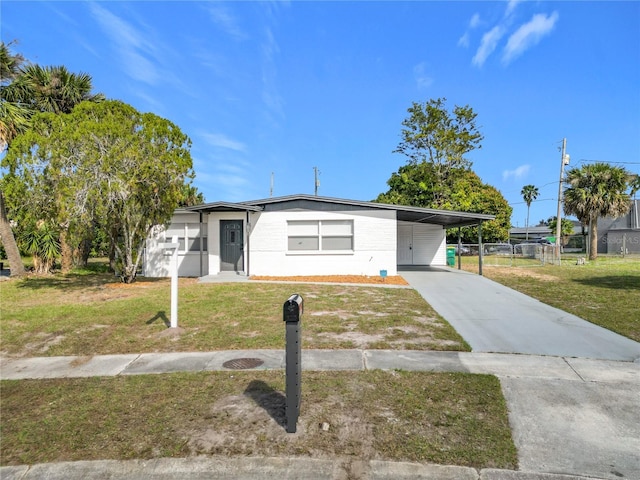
[599, 199, 640, 254]
[509, 226, 554, 243]
[144, 194, 494, 278]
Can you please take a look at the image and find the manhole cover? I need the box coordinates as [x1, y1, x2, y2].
[222, 358, 264, 370]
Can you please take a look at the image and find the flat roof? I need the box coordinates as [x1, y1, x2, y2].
[185, 194, 495, 228]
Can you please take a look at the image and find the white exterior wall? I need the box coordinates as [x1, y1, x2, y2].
[144, 212, 209, 277]
[248, 209, 397, 276]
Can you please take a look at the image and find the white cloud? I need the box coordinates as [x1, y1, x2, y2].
[458, 13, 481, 48]
[413, 62, 434, 89]
[206, 4, 247, 40]
[201, 133, 247, 152]
[469, 13, 481, 28]
[261, 26, 284, 120]
[458, 32, 470, 48]
[502, 164, 531, 181]
[505, 0, 522, 18]
[472, 25, 505, 67]
[89, 3, 160, 85]
[502, 12, 559, 64]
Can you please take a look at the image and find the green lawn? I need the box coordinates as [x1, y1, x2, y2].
[1, 370, 517, 469]
[0, 272, 469, 357]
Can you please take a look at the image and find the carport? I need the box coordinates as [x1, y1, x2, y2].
[389, 204, 495, 275]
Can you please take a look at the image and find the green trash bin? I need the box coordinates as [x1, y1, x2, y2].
[446, 246, 456, 266]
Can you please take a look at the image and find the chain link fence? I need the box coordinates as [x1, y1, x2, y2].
[448, 243, 562, 267]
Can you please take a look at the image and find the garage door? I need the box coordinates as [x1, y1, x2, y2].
[397, 223, 445, 265]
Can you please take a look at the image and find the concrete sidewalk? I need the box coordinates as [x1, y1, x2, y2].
[2, 350, 639, 479]
[1, 349, 639, 382]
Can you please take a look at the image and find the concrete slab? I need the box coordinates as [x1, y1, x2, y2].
[303, 349, 364, 370]
[500, 377, 640, 479]
[3, 457, 341, 480]
[364, 350, 469, 372]
[369, 460, 478, 479]
[460, 353, 580, 380]
[481, 470, 596, 480]
[0, 354, 139, 379]
[401, 269, 640, 361]
[0, 465, 30, 480]
[566, 357, 640, 384]
[122, 352, 218, 375]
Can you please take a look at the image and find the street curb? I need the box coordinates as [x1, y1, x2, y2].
[0, 457, 606, 480]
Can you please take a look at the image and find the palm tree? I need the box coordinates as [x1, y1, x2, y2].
[520, 184, 539, 240]
[563, 163, 633, 260]
[1, 42, 104, 274]
[0, 41, 27, 276]
[3, 64, 104, 115]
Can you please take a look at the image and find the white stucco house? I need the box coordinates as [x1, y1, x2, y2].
[143, 194, 494, 278]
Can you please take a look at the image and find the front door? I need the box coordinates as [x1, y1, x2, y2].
[220, 220, 243, 272]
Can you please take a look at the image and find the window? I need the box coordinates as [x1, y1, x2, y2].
[287, 220, 353, 252]
[167, 222, 207, 253]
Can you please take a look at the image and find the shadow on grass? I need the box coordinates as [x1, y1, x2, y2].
[16, 273, 166, 291]
[146, 311, 170, 327]
[244, 380, 286, 429]
[571, 275, 640, 290]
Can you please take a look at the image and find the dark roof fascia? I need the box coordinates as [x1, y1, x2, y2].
[183, 202, 263, 213]
[239, 194, 495, 227]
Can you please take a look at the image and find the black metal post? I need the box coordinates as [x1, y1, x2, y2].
[283, 294, 303, 433]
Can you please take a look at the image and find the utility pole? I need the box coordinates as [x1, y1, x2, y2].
[313, 167, 320, 196]
[270, 172, 274, 197]
[555, 138, 569, 263]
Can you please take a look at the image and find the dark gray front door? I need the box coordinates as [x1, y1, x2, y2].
[220, 220, 243, 272]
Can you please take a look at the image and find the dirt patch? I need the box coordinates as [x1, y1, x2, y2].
[185, 386, 377, 460]
[482, 266, 558, 282]
[250, 275, 409, 286]
[23, 332, 65, 354]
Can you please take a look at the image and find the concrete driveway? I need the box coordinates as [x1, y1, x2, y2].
[402, 266, 640, 478]
[401, 267, 640, 361]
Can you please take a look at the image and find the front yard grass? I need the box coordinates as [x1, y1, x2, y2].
[1, 370, 517, 469]
[0, 273, 469, 357]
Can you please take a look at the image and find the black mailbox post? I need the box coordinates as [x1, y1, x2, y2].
[283, 294, 303, 433]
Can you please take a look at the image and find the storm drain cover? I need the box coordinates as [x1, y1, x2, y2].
[222, 358, 264, 370]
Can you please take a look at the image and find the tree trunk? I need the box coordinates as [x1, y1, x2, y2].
[73, 236, 91, 268]
[60, 229, 73, 273]
[0, 191, 26, 277]
[589, 215, 598, 261]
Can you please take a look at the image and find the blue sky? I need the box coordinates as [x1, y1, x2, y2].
[2, 1, 639, 228]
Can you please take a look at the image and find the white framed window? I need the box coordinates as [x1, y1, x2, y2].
[166, 223, 208, 253]
[287, 220, 353, 252]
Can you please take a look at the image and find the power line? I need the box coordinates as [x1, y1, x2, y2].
[579, 159, 640, 165]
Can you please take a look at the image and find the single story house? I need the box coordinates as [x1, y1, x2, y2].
[143, 194, 494, 278]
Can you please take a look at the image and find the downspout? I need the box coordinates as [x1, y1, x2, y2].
[478, 222, 483, 276]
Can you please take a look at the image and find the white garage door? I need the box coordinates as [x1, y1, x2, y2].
[397, 223, 446, 265]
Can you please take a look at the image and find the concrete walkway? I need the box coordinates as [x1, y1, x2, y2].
[401, 267, 640, 361]
[2, 350, 639, 480]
